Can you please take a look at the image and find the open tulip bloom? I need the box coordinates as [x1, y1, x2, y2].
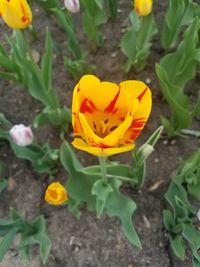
[59, 75, 162, 248]
[0, 0, 32, 29]
[72, 75, 152, 157]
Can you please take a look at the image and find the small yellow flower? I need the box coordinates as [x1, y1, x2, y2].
[134, 0, 152, 16]
[45, 182, 68, 206]
[71, 75, 152, 157]
[0, 0, 32, 29]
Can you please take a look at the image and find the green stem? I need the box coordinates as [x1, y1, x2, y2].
[180, 129, 200, 137]
[107, 174, 136, 183]
[0, 113, 12, 129]
[98, 157, 107, 183]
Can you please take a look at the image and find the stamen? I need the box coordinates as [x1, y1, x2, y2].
[109, 125, 118, 132]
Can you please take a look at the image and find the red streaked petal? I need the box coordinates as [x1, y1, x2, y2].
[137, 87, 148, 102]
[104, 88, 120, 114]
[80, 98, 96, 114]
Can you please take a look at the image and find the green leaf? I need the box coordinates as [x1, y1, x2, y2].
[160, 115, 175, 138]
[83, 164, 133, 177]
[41, 29, 53, 91]
[0, 71, 19, 82]
[108, 0, 118, 20]
[60, 142, 141, 248]
[92, 180, 113, 217]
[0, 129, 58, 174]
[81, 0, 107, 47]
[67, 199, 82, 219]
[121, 11, 157, 72]
[165, 181, 195, 220]
[0, 162, 8, 193]
[94, 0, 104, 9]
[161, 0, 195, 49]
[36, 0, 60, 12]
[0, 179, 7, 194]
[156, 64, 192, 133]
[187, 182, 200, 200]
[163, 209, 174, 231]
[33, 106, 68, 133]
[193, 257, 200, 267]
[157, 18, 200, 135]
[131, 126, 163, 188]
[33, 232, 51, 264]
[192, 94, 200, 116]
[19, 242, 30, 262]
[60, 141, 83, 173]
[60, 141, 97, 211]
[144, 126, 163, 147]
[1, 29, 59, 111]
[183, 224, 200, 263]
[52, 8, 82, 59]
[0, 227, 19, 261]
[170, 235, 185, 260]
[106, 179, 141, 248]
[20, 216, 52, 264]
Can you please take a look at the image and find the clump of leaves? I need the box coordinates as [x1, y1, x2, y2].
[0, 209, 51, 263]
[163, 149, 200, 267]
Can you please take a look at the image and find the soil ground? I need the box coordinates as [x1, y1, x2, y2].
[0, 0, 200, 267]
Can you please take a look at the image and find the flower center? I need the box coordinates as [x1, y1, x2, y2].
[92, 118, 118, 138]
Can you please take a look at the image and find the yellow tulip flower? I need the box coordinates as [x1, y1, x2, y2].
[71, 75, 152, 157]
[134, 0, 152, 16]
[45, 182, 68, 206]
[0, 0, 32, 29]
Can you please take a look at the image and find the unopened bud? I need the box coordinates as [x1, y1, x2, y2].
[140, 144, 154, 158]
[64, 0, 80, 13]
[134, 0, 153, 16]
[197, 209, 200, 221]
[9, 124, 33, 146]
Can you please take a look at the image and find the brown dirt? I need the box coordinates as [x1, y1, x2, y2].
[0, 0, 200, 267]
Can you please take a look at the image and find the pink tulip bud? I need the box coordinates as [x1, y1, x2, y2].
[197, 209, 200, 221]
[64, 0, 80, 13]
[9, 124, 33, 146]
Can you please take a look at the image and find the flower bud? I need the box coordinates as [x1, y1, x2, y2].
[140, 144, 154, 158]
[9, 124, 33, 147]
[64, 0, 80, 13]
[134, 0, 152, 16]
[197, 209, 200, 221]
[0, 0, 32, 29]
[45, 182, 68, 205]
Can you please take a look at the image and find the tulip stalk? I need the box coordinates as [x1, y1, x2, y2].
[98, 157, 108, 183]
